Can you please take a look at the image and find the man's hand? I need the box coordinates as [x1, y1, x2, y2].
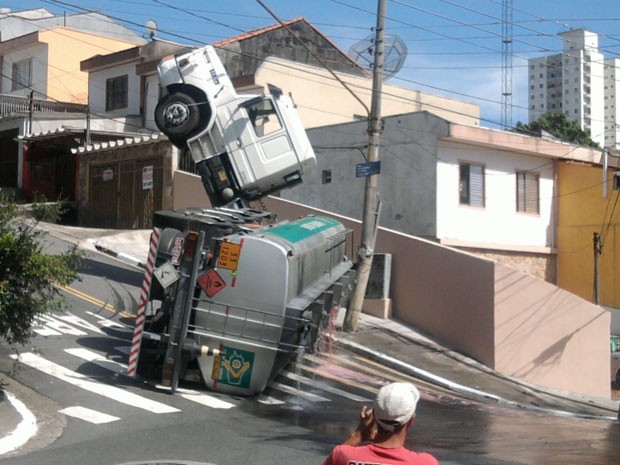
[343, 405, 377, 446]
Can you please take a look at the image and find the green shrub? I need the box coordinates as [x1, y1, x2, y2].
[0, 191, 81, 351]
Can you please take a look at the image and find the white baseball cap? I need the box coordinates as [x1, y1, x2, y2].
[373, 382, 420, 431]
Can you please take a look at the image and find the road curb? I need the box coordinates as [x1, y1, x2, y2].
[0, 374, 66, 459]
[92, 240, 147, 269]
[332, 334, 618, 421]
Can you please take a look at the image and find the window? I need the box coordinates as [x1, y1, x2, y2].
[516, 171, 539, 214]
[459, 163, 485, 207]
[106, 75, 128, 111]
[244, 97, 282, 137]
[11, 58, 32, 91]
[322, 169, 332, 184]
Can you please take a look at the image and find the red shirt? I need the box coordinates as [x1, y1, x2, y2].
[322, 443, 439, 465]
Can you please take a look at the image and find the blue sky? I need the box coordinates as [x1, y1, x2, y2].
[4, 0, 620, 128]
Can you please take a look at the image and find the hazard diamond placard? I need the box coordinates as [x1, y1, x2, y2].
[197, 269, 227, 298]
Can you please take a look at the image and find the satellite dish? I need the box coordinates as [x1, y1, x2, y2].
[145, 20, 158, 40]
[349, 33, 407, 80]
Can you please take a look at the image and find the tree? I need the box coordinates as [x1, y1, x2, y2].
[514, 112, 600, 148]
[0, 193, 81, 352]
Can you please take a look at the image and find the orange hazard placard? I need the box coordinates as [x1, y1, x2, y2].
[217, 241, 241, 272]
[197, 269, 227, 298]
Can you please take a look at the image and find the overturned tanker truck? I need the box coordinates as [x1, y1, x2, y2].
[129, 45, 356, 396]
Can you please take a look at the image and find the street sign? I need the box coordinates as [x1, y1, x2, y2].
[356, 161, 381, 178]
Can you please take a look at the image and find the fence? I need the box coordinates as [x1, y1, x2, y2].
[0, 94, 86, 117]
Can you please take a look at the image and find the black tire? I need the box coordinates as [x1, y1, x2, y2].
[155, 92, 200, 139]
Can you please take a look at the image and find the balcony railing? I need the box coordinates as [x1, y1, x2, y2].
[0, 94, 86, 118]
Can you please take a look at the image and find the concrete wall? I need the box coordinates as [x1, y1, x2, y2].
[172, 170, 213, 210]
[264, 196, 610, 398]
[495, 264, 610, 397]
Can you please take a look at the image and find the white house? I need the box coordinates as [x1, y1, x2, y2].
[80, 40, 191, 132]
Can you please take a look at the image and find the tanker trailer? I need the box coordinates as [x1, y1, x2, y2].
[134, 209, 355, 396]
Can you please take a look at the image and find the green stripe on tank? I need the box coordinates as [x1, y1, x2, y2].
[264, 216, 341, 243]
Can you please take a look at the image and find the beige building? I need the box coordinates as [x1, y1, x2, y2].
[252, 56, 480, 128]
[213, 18, 479, 129]
[0, 27, 140, 104]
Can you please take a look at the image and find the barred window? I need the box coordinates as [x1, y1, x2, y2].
[106, 75, 128, 111]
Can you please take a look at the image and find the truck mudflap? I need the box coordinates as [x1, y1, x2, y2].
[130, 208, 355, 396]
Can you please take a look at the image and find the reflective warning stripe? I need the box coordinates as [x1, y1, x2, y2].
[127, 227, 161, 377]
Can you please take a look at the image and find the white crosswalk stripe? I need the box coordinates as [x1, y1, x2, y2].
[65, 347, 236, 410]
[58, 406, 120, 424]
[11, 352, 180, 414]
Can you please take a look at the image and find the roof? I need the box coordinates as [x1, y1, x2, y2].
[71, 134, 165, 154]
[214, 17, 362, 74]
[18, 126, 157, 145]
[445, 123, 604, 164]
[214, 17, 304, 47]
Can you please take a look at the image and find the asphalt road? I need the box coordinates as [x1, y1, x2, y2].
[1, 234, 619, 465]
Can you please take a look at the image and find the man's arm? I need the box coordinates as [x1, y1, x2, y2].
[342, 405, 376, 446]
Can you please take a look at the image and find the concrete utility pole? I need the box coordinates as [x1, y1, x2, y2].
[344, 0, 386, 332]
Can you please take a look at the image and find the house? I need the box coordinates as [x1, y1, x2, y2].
[0, 24, 146, 209]
[557, 155, 620, 330]
[281, 111, 603, 283]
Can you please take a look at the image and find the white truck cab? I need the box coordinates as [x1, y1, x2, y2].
[155, 45, 316, 206]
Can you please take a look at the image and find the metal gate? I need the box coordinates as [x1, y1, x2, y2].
[88, 158, 163, 229]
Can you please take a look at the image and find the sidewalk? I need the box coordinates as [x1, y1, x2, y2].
[2, 220, 618, 455]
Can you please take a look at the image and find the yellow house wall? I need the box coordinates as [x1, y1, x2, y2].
[558, 161, 620, 307]
[253, 57, 480, 129]
[39, 28, 137, 104]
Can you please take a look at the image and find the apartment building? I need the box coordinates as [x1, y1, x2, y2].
[528, 29, 615, 148]
[604, 58, 620, 148]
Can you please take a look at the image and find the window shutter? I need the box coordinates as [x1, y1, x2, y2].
[469, 164, 484, 207]
[517, 172, 526, 211]
[517, 171, 539, 213]
[525, 173, 539, 213]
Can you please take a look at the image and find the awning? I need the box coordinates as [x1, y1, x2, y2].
[71, 133, 166, 154]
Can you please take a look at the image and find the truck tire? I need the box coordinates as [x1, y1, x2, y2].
[155, 92, 200, 139]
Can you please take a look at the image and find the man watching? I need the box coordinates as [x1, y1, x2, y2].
[322, 381, 439, 465]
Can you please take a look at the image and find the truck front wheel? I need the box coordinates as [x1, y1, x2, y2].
[155, 92, 200, 139]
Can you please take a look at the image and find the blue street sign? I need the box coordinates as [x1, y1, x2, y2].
[356, 161, 381, 178]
